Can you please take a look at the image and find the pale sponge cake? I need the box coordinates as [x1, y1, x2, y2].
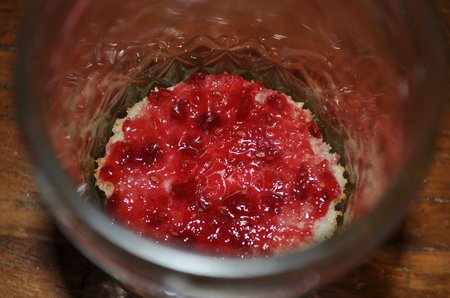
[95, 73, 346, 255]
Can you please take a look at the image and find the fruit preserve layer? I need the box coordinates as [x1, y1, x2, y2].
[95, 73, 346, 256]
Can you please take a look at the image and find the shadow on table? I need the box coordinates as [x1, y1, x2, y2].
[311, 224, 408, 298]
[52, 225, 135, 298]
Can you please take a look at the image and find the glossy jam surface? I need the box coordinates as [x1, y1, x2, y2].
[98, 73, 342, 256]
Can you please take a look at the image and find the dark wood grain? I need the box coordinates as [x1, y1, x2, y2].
[0, 0, 448, 297]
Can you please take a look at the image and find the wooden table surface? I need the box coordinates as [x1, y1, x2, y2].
[1, 1, 449, 297]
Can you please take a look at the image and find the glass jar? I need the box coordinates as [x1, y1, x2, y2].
[16, 0, 447, 297]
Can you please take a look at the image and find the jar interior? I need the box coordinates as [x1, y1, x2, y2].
[34, 0, 420, 254]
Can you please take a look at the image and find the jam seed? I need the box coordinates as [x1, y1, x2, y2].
[212, 91, 222, 98]
[236, 130, 246, 137]
[197, 112, 221, 134]
[256, 152, 265, 158]
[169, 228, 179, 236]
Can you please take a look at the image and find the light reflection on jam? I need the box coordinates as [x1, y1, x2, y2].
[98, 73, 341, 256]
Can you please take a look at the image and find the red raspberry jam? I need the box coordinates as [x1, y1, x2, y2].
[97, 73, 343, 256]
